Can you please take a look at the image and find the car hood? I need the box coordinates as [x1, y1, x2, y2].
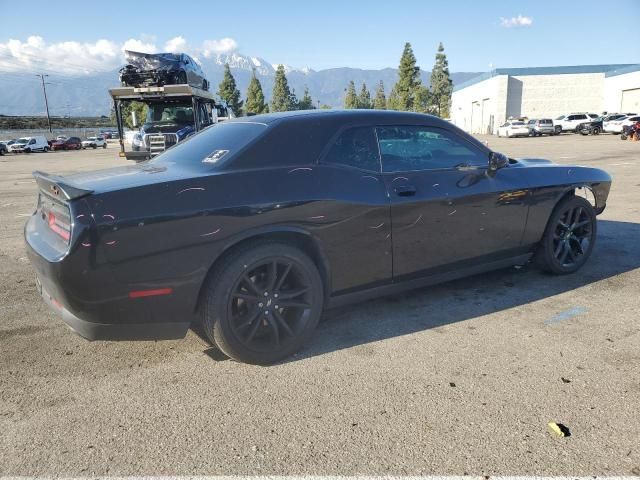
[123, 50, 181, 71]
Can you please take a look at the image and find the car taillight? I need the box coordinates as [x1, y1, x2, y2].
[47, 210, 71, 242]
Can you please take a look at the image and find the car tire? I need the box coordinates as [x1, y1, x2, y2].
[92, 145, 97, 149]
[535, 196, 597, 275]
[200, 242, 324, 365]
[103, 143, 107, 148]
[24, 148, 31, 153]
[554, 126, 562, 135]
[592, 127, 601, 135]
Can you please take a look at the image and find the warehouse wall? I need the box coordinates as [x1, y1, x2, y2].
[604, 70, 640, 113]
[451, 75, 508, 135]
[510, 73, 605, 119]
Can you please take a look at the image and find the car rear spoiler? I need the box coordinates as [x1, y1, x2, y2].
[32, 171, 93, 201]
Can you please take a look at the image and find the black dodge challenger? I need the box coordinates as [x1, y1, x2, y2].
[26, 110, 611, 364]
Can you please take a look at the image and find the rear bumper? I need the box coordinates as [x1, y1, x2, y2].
[25, 220, 193, 341]
[37, 277, 190, 341]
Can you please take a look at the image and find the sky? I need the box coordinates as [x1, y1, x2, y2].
[0, 0, 638, 76]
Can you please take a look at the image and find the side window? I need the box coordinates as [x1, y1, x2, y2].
[377, 126, 488, 173]
[29, 139, 36, 145]
[322, 127, 380, 172]
[576, 115, 587, 120]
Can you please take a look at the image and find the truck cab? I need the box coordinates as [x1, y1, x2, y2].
[110, 84, 227, 161]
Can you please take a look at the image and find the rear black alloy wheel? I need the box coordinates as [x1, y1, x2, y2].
[536, 196, 596, 274]
[201, 243, 324, 364]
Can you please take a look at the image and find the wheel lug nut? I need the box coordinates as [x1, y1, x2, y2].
[274, 293, 278, 298]
[258, 302, 263, 308]
[264, 292, 269, 297]
[274, 305, 279, 309]
[264, 310, 269, 315]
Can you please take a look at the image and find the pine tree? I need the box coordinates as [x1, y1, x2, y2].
[373, 81, 386, 110]
[344, 80, 359, 109]
[387, 85, 400, 110]
[430, 42, 453, 118]
[358, 82, 372, 109]
[245, 69, 268, 115]
[289, 88, 299, 111]
[298, 86, 315, 110]
[271, 65, 293, 112]
[394, 42, 421, 111]
[414, 85, 433, 114]
[217, 64, 243, 116]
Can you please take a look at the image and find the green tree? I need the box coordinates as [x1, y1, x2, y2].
[217, 64, 243, 116]
[373, 81, 387, 110]
[430, 42, 453, 118]
[344, 80, 359, 109]
[245, 69, 268, 115]
[394, 42, 421, 111]
[358, 82, 372, 109]
[271, 64, 294, 112]
[413, 85, 434, 114]
[386, 85, 400, 110]
[289, 88, 299, 111]
[113, 101, 148, 129]
[298, 86, 315, 110]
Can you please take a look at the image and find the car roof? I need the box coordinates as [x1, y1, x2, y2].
[231, 109, 454, 128]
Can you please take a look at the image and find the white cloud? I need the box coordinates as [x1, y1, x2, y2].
[163, 36, 188, 53]
[122, 38, 157, 54]
[0, 36, 120, 75]
[0, 36, 239, 75]
[201, 37, 238, 58]
[500, 15, 533, 28]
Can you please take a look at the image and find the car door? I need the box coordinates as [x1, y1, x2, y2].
[315, 125, 392, 292]
[376, 125, 530, 279]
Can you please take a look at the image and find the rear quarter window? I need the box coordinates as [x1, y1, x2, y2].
[151, 122, 267, 167]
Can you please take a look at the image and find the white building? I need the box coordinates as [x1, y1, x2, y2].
[451, 64, 640, 135]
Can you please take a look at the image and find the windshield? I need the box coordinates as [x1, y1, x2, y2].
[16, 138, 29, 144]
[146, 104, 194, 126]
[151, 122, 267, 167]
[555, 115, 565, 120]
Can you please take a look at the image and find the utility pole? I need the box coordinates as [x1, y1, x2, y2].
[36, 74, 52, 134]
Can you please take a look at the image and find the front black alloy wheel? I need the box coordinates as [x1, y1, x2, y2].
[536, 196, 597, 274]
[201, 242, 324, 364]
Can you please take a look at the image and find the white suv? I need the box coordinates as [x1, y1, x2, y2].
[604, 114, 640, 134]
[554, 113, 600, 133]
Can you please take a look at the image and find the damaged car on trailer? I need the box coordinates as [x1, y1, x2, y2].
[25, 110, 611, 365]
[119, 50, 209, 90]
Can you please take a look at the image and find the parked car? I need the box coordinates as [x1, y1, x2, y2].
[120, 50, 209, 90]
[497, 120, 530, 137]
[82, 136, 107, 149]
[577, 117, 604, 135]
[554, 113, 600, 133]
[51, 137, 82, 151]
[604, 114, 640, 134]
[527, 119, 555, 136]
[621, 121, 640, 140]
[9, 136, 50, 153]
[25, 110, 612, 364]
[0, 142, 7, 155]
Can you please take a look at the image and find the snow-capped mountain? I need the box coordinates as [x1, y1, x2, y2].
[0, 51, 480, 116]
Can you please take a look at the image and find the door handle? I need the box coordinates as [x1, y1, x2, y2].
[394, 185, 417, 197]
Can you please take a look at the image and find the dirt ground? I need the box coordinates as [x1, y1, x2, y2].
[1, 134, 639, 476]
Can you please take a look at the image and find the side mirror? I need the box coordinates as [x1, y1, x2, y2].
[488, 151, 509, 173]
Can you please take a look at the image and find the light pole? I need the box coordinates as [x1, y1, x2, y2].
[36, 74, 53, 134]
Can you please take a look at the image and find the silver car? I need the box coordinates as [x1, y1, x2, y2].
[527, 118, 556, 136]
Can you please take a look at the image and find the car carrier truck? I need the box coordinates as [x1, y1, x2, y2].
[109, 84, 232, 161]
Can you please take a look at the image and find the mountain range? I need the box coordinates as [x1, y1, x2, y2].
[0, 52, 481, 116]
